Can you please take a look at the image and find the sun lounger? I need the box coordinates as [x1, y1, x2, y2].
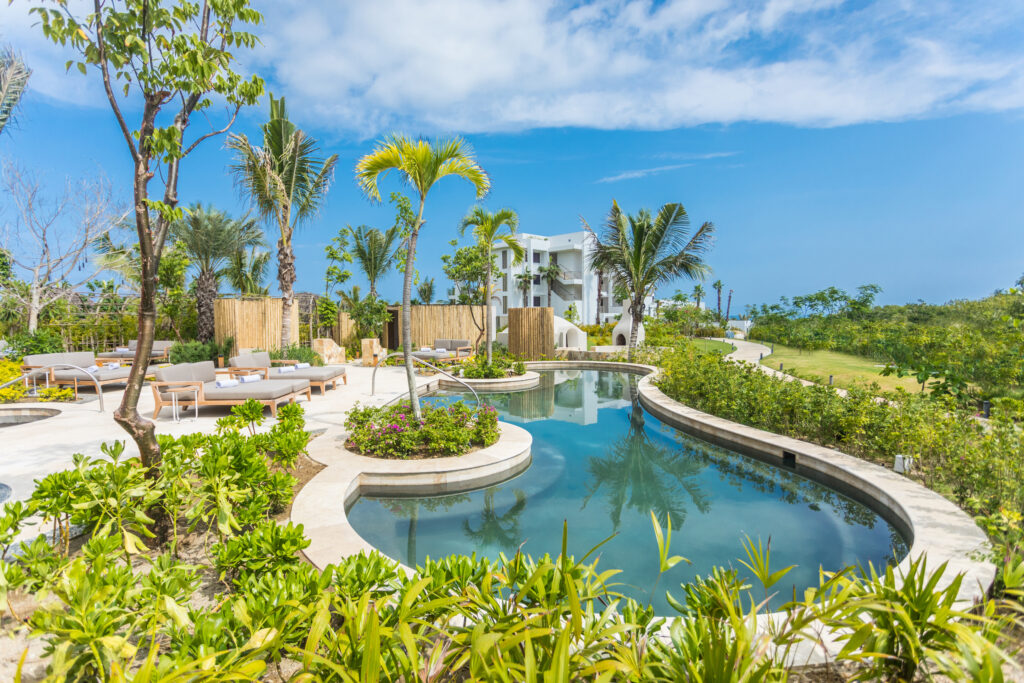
[229, 351, 347, 396]
[21, 351, 144, 399]
[409, 339, 474, 362]
[97, 339, 174, 361]
[150, 360, 310, 419]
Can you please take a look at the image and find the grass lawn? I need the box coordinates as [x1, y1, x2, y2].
[691, 338, 734, 354]
[758, 343, 927, 393]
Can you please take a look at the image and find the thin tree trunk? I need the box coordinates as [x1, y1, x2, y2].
[196, 269, 217, 343]
[716, 288, 722, 321]
[725, 291, 733, 323]
[485, 256, 493, 364]
[407, 503, 418, 566]
[547, 283, 552, 308]
[627, 299, 644, 363]
[402, 197, 426, 420]
[27, 286, 40, 333]
[278, 237, 296, 350]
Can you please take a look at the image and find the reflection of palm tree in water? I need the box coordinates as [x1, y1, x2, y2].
[583, 389, 710, 531]
[463, 488, 528, 551]
[383, 494, 469, 566]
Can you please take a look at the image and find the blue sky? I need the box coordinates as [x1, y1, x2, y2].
[2, 0, 1023, 313]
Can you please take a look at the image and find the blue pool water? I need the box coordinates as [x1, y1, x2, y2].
[347, 370, 907, 612]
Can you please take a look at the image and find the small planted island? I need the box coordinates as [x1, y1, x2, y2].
[344, 400, 499, 458]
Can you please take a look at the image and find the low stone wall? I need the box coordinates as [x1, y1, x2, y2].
[438, 371, 541, 392]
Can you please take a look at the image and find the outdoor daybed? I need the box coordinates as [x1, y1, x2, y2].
[97, 339, 174, 361]
[410, 338, 474, 362]
[22, 351, 141, 399]
[228, 351, 346, 396]
[150, 361, 311, 419]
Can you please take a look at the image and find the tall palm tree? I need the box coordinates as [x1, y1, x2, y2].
[228, 94, 338, 349]
[693, 284, 705, 310]
[356, 135, 489, 419]
[713, 279, 724, 321]
[584, 201, 715, 361]
[416, 276, 435, 305]
[170, 204, 264, 342]
[346, 224, 401, 299]
[459, 206, 523, 363]
[223, 247, 271, 296]
[538, 262, 564, 309]
[725, 289, 734, 323]
[595, 269, 604, 325]
[514, 269, 533, 308]
[0, 46, 31, 137]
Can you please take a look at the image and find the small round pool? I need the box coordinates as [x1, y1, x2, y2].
[0, 407, 60, 428]
[347, 370, 908, 612]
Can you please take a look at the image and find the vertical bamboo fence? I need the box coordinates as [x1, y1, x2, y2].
[508, 307, 554, 359]
[214, 297, 299, 351]
[382, 305, 486, 350]
[334, 310, 357, 344]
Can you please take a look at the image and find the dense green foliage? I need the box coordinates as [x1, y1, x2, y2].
[168, 339, 235, 365]
[345, 400, 499, 458]
[459, 351, 527, 379]
[269, 343, 325, 367]
[749, 285, 1024, 400]
[654, 344, 1024, 529]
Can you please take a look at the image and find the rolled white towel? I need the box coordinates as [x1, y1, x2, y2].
[239, 373, 262, 383]
[115, 347, 131, 353]
[215, 378, 240, 388]
[103, 362, 121, 368]
[295, 362, 311, 369]
[276, 366, 296, 374]
[85, 365, 100, 373]
[419, 347, 431, 352]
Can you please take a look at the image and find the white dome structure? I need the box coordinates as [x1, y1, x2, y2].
[612, 303, 644, 347]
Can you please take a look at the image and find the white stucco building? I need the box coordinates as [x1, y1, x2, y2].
[491, 230, 652, 331]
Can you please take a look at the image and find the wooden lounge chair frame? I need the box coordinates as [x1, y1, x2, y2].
[20, 362, 154, 400]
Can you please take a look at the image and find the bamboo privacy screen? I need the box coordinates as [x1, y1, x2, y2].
[508, 307, 554, 359]
[334, 310, 357, 344]
[214, 297, 299, 351]
[381, 305, 486, 350]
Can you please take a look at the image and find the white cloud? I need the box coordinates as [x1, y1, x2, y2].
[597, 164, 693, 183]
[3, 0, 1023, 135]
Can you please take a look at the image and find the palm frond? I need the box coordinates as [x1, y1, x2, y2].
[0, 46, 31, 136]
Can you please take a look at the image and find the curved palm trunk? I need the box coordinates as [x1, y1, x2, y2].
[547, 282, 552, 308]
[485, 255, 493, 364]
[195, 268, 217, 343]
[627, 299, 644, 362]
[725, 291, 733, 323]
[278, 237, 296, 350]
[716, 288, 722, 321]
[402, 198, 426, 419]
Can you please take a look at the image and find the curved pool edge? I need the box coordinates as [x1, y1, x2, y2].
[438, 371, 541, 392]
[293, 421, 532, 572]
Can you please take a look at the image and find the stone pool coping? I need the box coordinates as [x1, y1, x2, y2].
[438, 370, 540, 392]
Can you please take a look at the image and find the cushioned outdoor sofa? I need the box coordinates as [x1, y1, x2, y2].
[97, 339, 174, 361]
[410, 338, 474, 362]
[228, 351, 346, 396]
[21, 351, 140, 399]
[150, 361, 311, 419]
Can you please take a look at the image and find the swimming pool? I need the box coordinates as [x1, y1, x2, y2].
[347, 369, 907, 612]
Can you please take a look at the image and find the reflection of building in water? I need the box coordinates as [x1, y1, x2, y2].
[501, 371, 631, 424]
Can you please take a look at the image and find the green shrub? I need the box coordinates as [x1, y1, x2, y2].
[6, 329, 64, 357]
[345, 400, 499, 458]
[270, 343, 323, 366]
[168, 337, 233, 364]
[460, 350, 526, 379]
[212, 520, 309, 583]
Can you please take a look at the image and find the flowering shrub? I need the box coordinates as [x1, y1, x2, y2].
[345, 400, 499, 458]
[0, 359, 74, 403]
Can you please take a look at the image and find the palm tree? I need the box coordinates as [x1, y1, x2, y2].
[228, 94, 338, 349]
[416, 277, 435, 304]
[223, 247, 271, 296]
[347, 224, 401, 299]
[595, 269, 604, 325]
[514, 269, 533, 308]
[463, 488, 528, 551]
[0, 46, 31, 137]
[356, 135, 489, 419]
[170, 204, 264, 342]
[713, 279, 724, 321]
[538, 262, 564, 308]
[725, 289, 734, 323]
[459, 206, 523, 363]
[584, 201, 715, 361]
[693, 284, 705, 310]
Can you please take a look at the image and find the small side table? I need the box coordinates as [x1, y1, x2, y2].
[167, 386, 199, 423]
